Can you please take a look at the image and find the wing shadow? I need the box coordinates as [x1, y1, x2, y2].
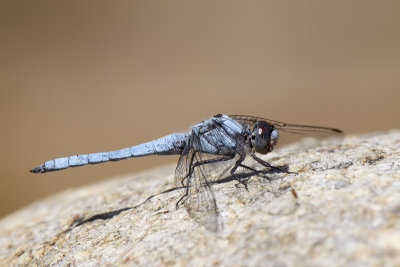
[62, 165, 288, 233]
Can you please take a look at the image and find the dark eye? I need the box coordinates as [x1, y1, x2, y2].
[258, 126, 268, 137]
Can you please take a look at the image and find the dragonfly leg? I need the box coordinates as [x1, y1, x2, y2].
[251, 153, 297, 174]
[183, 155, 235, 183]
[228, 154, 251, 190]
[234, 178, 249, 190]
[176, 187, 190, 209]
[229, 154, 245, 176]
[230, 154, 275, 189]
[191, 155, 234, 176]
[230, 152, 277, 176]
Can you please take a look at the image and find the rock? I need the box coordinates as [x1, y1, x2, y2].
[1, 130, 399, 266]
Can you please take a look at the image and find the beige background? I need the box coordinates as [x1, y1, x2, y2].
[1, 0, 399, 219]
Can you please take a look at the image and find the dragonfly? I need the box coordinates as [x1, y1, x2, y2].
[31, 114, 343, 231]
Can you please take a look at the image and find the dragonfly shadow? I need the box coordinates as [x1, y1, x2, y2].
[63, 186, 181, 233]
[214, 164, 289, 185]
[62, 164, 289, 233]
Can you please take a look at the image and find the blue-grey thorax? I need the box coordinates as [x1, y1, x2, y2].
[190, 115, 244, 156]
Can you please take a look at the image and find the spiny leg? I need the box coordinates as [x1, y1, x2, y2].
[238, 164, 278, 179]
[229, 154, 272, 189]
[233, 164, 268, 190]
[186, 155, 235, 182]
[251, 153, 297, 174]
[228, 155, 276, 175]
[228, 154, 251, 190]
[176, 186, 190, 209]
[182, 154, 234, 185]
[229, 154, 245, 176]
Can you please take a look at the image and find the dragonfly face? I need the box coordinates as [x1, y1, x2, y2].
[250, 121, 279, 154]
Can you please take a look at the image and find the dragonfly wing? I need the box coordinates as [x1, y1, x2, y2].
[229, 114, 343, 148]
[174, 119, 252, 231]
[175, 133, 220, 232]
[230, 114, 342, 134]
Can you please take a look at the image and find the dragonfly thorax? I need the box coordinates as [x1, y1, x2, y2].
[250, 121, 279, 154]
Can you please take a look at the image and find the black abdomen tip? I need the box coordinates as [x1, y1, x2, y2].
[30, 165, 45, 173]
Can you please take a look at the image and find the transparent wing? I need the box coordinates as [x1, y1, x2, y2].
[175, 136, 220, 232]
[174, 119, 248, 231]
[229, 114, 343, 148]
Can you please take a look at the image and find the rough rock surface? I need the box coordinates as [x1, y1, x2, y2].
[1, 130, 399, 266]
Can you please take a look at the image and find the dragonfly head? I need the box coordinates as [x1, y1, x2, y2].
[251, 121, 279, 154]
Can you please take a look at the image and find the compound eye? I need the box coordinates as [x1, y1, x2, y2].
[254, 121, 270, 145]
[256, 122, 269, 138]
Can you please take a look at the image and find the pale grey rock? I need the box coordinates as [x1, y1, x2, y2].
[1, 130, 399, 266]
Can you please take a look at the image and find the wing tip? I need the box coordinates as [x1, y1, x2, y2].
[331, 128, 344, 135]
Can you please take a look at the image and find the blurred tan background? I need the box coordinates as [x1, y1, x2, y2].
[1, 0, 399, 219]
